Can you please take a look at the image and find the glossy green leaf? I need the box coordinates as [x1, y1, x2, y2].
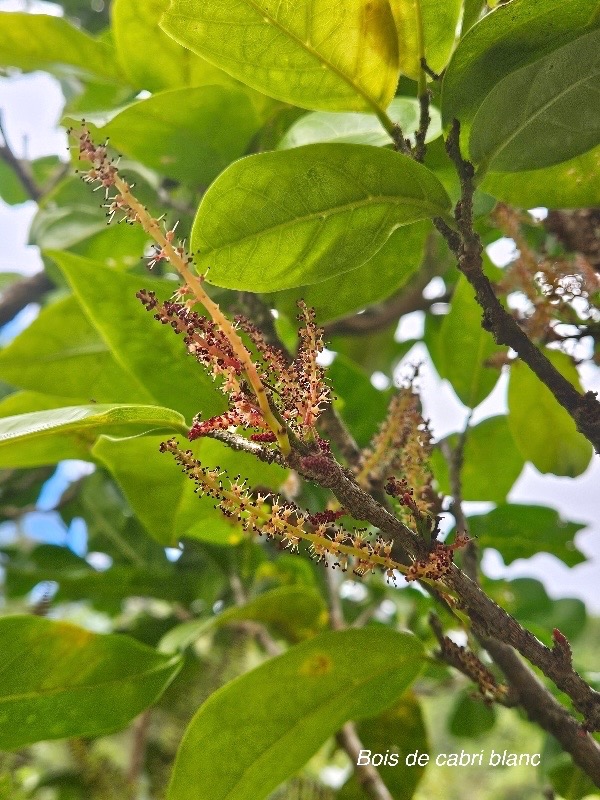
[272, 222, 428, 324]
[487, 577, 587, 642]
[160, 0, 400, 114]
[167, 628, 424, 800]
[0, 615, 181, 750]
[192, 144, 451, 291]
[219, 586, 328, 642]
[0, 404, 186, 468]
[543, 736, 599, 800]
[441, 0, 600, 127]
[0, 12, 122, 80]
[469, 30, 600, 174]
[278, 98, 441, 149]
[432, 416, 525, 504]
[482, 143, 600, 208]
[390, 0, 462, 81]
[49, 251, 224, 421]
[439, 275, 503, 407]
[448, 690, 496, 738]
[100, 86, 261, 187]
[112, 0, 237, 92]
[467, 504, 586, 567]
[338, 693, 428, 800]
[93, 433, 286, 547]
[0, 296, 150, 404]
[508, 351, 593, 476]
[462, 0, 485, 33]
[331, 330, 417, 379]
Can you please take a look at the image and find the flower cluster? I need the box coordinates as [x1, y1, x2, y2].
[160, 438, 406, 582]
[357, 385, 440, 534]
[436, 633, 506, 701]
[73, 126, 295, 454]
[405, 532, 471, 582]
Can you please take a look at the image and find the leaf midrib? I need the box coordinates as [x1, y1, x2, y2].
[200, 193, 444, 253]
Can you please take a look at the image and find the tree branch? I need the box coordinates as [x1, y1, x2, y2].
[482, 637, 600, 787]
[336, 724, 394, 800]
[435, 120, 600, 452]
[288, 447, 600, 736]
[0, 114, 42, 202]
[0, 272, 54, 328]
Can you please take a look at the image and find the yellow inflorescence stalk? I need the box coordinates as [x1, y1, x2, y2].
[113, 176, 291, 456]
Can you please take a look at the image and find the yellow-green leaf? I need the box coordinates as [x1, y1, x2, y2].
[390, 0, 462, 82]
[168, 628, 424, 800]
[160, 0, 400, 113]
[508, 351, 593, 477]
[0, 616, 181, 750]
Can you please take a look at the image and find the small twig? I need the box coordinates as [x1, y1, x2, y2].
[420, 57, 442, 82]
[336, 724, 394, 800]
[440, 413, 477, 581]
[414, 90, 431, 163]
[435, 120, 600, 453]
[0, 272, 53, 327]
[324, 556, 345, 631]
[318, 405, 362, 466]
[481, 636, 600, 787]
[0, 114, 42, 202]
[126, 710, 151, 788]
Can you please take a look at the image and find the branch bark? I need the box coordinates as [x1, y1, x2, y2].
[435, 121, 600, 453]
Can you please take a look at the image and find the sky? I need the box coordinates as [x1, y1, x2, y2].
[1, 0, 599, 611]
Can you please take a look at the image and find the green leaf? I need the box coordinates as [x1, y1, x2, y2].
[219, 586, 328, 642]
[486, 577, 587, 642]
[338, 693, 428, 800]
[467, 504, 586, 567]
[112, 0, 237, 92]
[329, 355, 392, 448]
[441, 0, 600, 128]
[448, 690, 496, 738]
[160, 0, 400, 114]
[272, 222, 428, 324]
[390, 0, 462, 81]
[49, 251, 224, 421]
[278, 98, 441, 149]
[462, 0, 485, 33]
[482, 143, 600, 208]
[0, 404, 186, 468]
[438, 275, 503, 407]
[100, 86, 261, 187]
[5, 544, 223, 608]
[469, 30, 600, 174]
[507, 351, 593, 476]
[432, 416, 525, 504]
[0, 296, 150, 404]
[167, 628, 424, 800]
[93, 433, 287, 547]
[30, 174, 150, 259]
[542, 733, 600, 800]
[0, 615, 181, 750]
[0, 12, 122, 80]
[192, 145, 451, 292]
